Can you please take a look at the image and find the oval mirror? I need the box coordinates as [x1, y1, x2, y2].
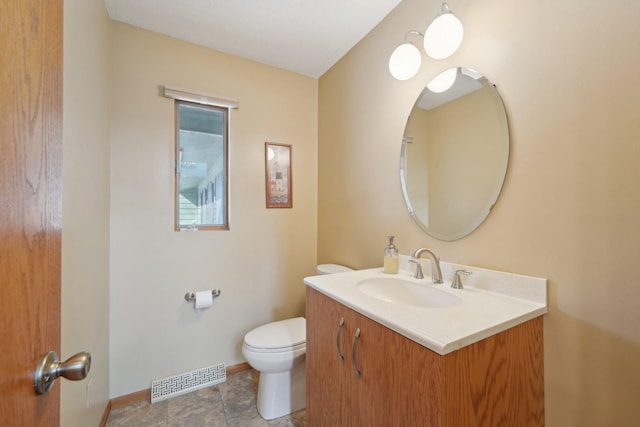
[400, 67, 509, 241]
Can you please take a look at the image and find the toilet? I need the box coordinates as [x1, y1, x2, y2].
[242, 263, 353, 420]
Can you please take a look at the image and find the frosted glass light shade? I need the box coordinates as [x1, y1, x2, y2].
[427, 68, 457, 93]
[424, 11, 464, 60]
[389, 42, 422, 81]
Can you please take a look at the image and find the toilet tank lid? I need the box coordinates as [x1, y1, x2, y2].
[317, 264, 353, 274]
[244, 317, 306, 349]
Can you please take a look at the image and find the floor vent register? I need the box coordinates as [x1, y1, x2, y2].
[150, 362, 226, 403]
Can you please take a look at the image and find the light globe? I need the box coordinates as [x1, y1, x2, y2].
[423, 8, 464, 60]
[389, 42, 422, 81]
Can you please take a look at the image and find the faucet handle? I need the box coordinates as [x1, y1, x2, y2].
[408, 259, 424, 279]
[451, 269, 472, 289]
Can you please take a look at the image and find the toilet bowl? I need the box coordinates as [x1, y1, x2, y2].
[242, 264, 353, 420]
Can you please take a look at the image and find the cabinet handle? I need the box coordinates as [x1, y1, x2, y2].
[352, 328, 362, 378]
[336, 317, 345, 362]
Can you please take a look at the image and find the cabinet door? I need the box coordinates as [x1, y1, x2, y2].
[306, 288, 351, 427]
[348, 309, 392, 426]
[350, 308, 443, 427]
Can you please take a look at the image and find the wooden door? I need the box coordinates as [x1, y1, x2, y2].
[305, 288, 351, 427]
[347, 309, 392, 426]
[0, 0, 63, 426]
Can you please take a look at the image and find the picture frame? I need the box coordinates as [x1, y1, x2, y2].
[265, 142, 292, 208]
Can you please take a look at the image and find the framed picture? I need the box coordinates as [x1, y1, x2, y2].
[265, 142, 292, 208]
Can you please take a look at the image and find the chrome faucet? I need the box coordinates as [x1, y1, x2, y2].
[411, 248, 443, 284]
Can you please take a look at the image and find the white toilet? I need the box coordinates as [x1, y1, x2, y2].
[242, 263, 353, 420]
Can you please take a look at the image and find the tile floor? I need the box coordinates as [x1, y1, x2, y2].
[106, 369, 306, 427]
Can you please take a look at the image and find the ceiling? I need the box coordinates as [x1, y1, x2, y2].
[105, 0, 402, 78]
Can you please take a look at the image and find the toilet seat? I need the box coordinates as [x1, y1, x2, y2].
[243, 317, 306, 353]
[243, 341, 306, 354]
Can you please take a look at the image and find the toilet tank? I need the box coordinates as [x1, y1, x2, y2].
[316, 264, 353, 275]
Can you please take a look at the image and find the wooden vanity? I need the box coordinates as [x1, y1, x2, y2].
[306, 287, 544, 426]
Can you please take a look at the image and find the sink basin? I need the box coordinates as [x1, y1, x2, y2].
[356, 277, 462, 308]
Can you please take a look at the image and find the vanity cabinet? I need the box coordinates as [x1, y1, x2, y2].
[306, 287, 544, 427]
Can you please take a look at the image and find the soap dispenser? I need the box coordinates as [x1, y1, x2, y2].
[383, 235, 399, 274]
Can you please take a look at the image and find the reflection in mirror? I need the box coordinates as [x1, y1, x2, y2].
[175, 101, 228, 230]
[401, 67, 509, 241]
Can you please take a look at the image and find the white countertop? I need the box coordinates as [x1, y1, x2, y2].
[304, 257, 547, 355]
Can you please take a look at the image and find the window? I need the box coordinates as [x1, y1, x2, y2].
[175, 100, 229, 230]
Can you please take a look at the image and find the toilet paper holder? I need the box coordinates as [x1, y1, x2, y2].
[184, 289, 221, 302]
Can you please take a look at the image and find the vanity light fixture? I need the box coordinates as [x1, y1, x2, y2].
[388, 2, 464, 81]
[388, 31, 424, 81]
[423, 2, 464, 60]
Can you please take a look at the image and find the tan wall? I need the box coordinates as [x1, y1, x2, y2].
[62, 0, 111, 425]
[318, 0, 640, 425]
[109, 23, 318, 397]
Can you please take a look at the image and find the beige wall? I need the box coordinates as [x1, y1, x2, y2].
[62, 0, 111, 425]
[318, 0, 640, 425]
[109, 23, 318, 397]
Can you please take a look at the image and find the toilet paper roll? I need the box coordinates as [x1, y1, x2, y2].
[194, 290, 213, 310]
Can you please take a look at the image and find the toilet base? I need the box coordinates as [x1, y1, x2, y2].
[256, 355, 306, 420]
